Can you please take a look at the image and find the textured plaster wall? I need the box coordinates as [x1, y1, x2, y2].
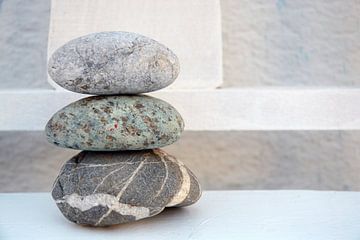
[1, 0, 360, 191]
[221, 0, 360, 87]
[0, 0, 50, 89]
[1, 131, 360, 192]
[1, 0, 360, 88]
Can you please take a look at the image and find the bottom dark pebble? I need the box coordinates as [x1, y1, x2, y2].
[52, 149, 201, 227]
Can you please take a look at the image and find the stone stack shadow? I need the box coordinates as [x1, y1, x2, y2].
[45, 31, 201, 227]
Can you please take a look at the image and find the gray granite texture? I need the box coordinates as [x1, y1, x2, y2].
[45, 95, 184, 151]
[48, 31, 180, 94]
[52, 149, 201, 226]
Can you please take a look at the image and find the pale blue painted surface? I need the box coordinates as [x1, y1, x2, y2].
[276, 0, 287, 11]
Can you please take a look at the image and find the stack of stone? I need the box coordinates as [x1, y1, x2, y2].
[45, 32, 201, 227]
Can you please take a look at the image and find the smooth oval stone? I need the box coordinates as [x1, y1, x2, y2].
[52, 149, 201, 226]
[48, 31, 180, 94]
[45, 95, 184, 150]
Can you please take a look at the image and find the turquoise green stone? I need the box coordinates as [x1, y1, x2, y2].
[45, 95, 184, 150]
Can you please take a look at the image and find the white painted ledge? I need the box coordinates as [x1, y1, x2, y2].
[1, 88, 360, 131]
[1, 191, 360, 240]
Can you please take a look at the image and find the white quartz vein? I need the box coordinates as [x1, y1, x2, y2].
[152, 150, 169, 199]
[56, 193, 150, 221]
[61, 161, 160, 179]
[92, 165, 127, 194]
[95, 159, 147, 225]
[154, 149, 191, 207]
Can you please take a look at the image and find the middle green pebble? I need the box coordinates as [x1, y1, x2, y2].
[45, 95, 184, 151]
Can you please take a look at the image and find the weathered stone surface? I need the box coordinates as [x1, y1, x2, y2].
[52, 149, 201, 226]
[48, 31, 179, 94]
[45, 95, 184, 151]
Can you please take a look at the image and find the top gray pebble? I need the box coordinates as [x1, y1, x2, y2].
[48, 31, 180, 94]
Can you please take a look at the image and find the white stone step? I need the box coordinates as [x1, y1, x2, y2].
[1, 88, 360, 131]
[1, 191, 360, 239]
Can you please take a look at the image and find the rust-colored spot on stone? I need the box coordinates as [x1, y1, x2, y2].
[52, 122, 66, 132]
[134, 103, 144, 109]
[100, 117, 107, 124]
[102, 106, 113, 114]
[106, 135, 116, 141]
[80, 85, 90, 90]
[82, 123, 91, 133]
[125, 126, 140, 136]
[143, 116, 157, 131]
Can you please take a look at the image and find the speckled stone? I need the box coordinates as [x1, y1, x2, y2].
[45, 95, 184, 151]
[52, 149, 201, 227]
[48, 31, 179, 94]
